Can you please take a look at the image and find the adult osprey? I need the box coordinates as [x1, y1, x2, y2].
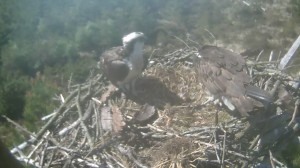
[194, 45, 273, 116]
[99, 32, 147, 95]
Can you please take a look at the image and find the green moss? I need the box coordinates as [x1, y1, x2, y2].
[282, 143, 300, 168]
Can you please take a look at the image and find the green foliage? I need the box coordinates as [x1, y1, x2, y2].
[0, 76, 29, 120]
[0, 0, 19, 46]
[61, 58, 97, 83]
[0, 124, 25, 148]
[291, 0, 300, 17]
[75, 20, 120, 52]
[1, 42, 36, 76]
[282, 143, 300, 167]
[43, 57, 97, 85]
[23, 75, 59, 131]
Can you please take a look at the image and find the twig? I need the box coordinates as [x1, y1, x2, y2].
[269, 50, 274, 62]
[269, 150, 275, 168]
[39, 140, 49, 168]
[35, 88, 79, 141]
[288, 98, 300, 126]
[68, 73, 73, 92]
[67, 127, 80, 148]
[58, 100, 93, 136]
[213, 131, 221, 164]
[196, 141, 250, 160]
[204, 29, 216, 44]
[118, 145, 148, 168]
[256, 50, 264, 61]
[27, 132, 48, 159]
[220, 126, 227, 168]
[76, 85, 93, 147]
[278, 35, 300, 70]
[171, 35, 190, 49]
[3, 115, 36, 138]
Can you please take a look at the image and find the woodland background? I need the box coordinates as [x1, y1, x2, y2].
[0, 0, 299, 155]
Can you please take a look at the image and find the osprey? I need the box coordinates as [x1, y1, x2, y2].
[194, 45, 273, 116]
[99, 32, 147, 95]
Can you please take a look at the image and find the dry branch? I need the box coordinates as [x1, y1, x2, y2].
[7, 37, 300, 167]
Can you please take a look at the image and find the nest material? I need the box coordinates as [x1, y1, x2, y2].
[7, 40, 300, 168]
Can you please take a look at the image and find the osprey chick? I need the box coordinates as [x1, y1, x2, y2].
[99, 32, 147, 95]
[194, 45, 273, 116]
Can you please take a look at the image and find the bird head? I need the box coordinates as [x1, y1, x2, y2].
[122, 32, 145, 53]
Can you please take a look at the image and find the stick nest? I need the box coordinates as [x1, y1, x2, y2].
[8, 41, 300, 168]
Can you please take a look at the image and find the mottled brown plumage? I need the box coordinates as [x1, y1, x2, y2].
[100, 46, 130, 86]
[99, 32, 147, 94]
[194, 45, 272, 116]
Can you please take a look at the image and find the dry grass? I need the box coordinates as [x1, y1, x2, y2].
[6, 43, 299, 168]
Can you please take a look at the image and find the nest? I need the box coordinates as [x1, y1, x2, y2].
[7, 39, 300, 168]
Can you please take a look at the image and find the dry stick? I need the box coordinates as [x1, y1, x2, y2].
[58, 100, 93, 136]
[72, 158, 100, 168]
[76, 86, 93, 148]
[3, 115, 35, 138]
[15, 156, 40, 167]
[213, 109, 221, 164]
[171, 35, 190, 49]
[103, 151, 125, 168]
[271, 36, 300, 103]
[58, 82, 102, 136]
[4, 115, 57, 156]
[255, 50, 264, 62]
[47, 145, 76, 154]
[288, 98, 300, 126]
[270, 80, 281, 98]
[148, 48, 159, 64]
[197, 141, 249, 160]
[264, 76, 272, 91]
[248, 61, 278, 67]
[27, 132, 48, 160]
[270, 154, 286, 167]
[67, 127, 80, 149]
[60, 94, 65, 103]
[36, 88, 79, 141]
[68, 73, 73, 92]
[118, 145, 148, 168]
[181, 126, 218, 135]
[220, 126, 227, 168]
[76, 85, 93, 148]
[249, 135, 260, 150]
[93, 102, 100, 140]
[39, 141, 48, 168]
[213, 131, 221, 164]
[269, 150, 276, 168]
[45, 149, 55, 168]
[269, 50, 274, 62]
[11, 76, 102, 163]
[204, 29, 216, 44]
[278, 35, 300, 70]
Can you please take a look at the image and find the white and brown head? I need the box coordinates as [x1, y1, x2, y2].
[100, 32, 147, 95]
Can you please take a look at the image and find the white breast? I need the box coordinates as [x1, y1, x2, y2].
[121, 41, 144, 84]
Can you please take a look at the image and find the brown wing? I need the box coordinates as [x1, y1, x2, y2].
[195, 45, 254, 116]
[100, 47, 130, 86]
